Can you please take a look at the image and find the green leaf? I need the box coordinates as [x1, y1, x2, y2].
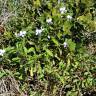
[12, 57, 20, 62]
[27, 47, 35, 53]
[23, 47, 28, 55]
[51, 37, 59, 46]
[66, 39, 76, 52]
[5, 46, 15, 53]
[0, 71, 6, 78]
[45, 49, 53, 57]
[34, 0, 41, 7]
[19, 75, 23, 80]
[63, 21, 72, 35]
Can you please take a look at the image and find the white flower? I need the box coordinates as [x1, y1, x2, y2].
[46, 18, 52, 24]
[67, 15, 72, 20]
[48, 35, 50, 39]
[15, 31, 26, 37]
[58, 0, 60, 4]
[60, 7, 67, 14]
[15, 33, 19, 37]
[0, 49, 5, 56]
[36, 27, 44, 35]
[19, 31, 26, 37]
[63, 42, 67, 48]
[36, 29, 42, 35]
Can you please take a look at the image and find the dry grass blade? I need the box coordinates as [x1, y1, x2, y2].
[0, 76, 21, 96]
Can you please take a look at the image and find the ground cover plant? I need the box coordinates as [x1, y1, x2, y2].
[0, 0, 96, 96]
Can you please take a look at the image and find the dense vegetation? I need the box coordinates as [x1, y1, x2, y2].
[0, 0, 96, 96]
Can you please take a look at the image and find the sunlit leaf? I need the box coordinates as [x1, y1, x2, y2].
[51, 37, 59, 46]
[45, 49, 53, 57]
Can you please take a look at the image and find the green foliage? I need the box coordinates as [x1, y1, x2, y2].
[0, 0, 96, 95]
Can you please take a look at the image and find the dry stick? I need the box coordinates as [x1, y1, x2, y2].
[2, 79, 8, 93]
[0, 0, 17, 25]
[0, 92, 15, 96]
[1, 12, 17, 25]
[60, 84, 65, 96]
